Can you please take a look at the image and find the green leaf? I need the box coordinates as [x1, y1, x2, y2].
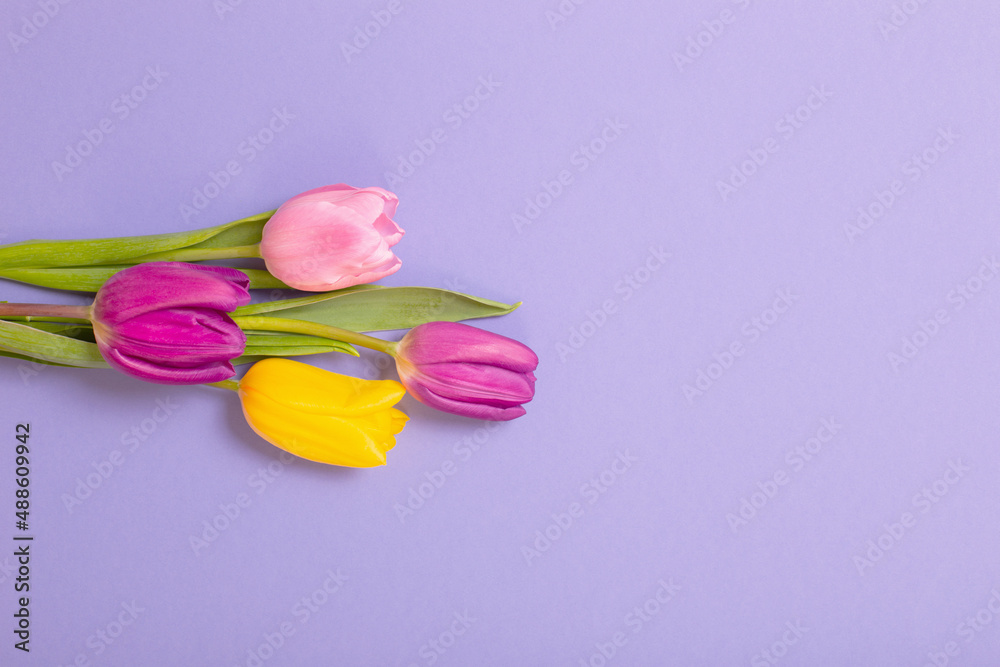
[232, 355, 274, 366]
[0, 320, 108, 368]
[233, 346, 353, 366]
[20, 321, 96, 342]
[232, 285, 380, 316]
[244, 333, 357, 357]
[240, 269, 291, 290]
[0, 266, 121, 291]
[0, 210, 272, 270]
[0, 266, 288, 292]
[0, 349, 85, 368]
[232, 286, 521, 332]
[239, 345, 344, 360]
[167, 214, 271, 251]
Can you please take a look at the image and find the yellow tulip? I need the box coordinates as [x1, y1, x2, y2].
[237, 358, 408, 467]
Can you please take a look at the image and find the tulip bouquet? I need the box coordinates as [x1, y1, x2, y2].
[0, 185, 538, 467]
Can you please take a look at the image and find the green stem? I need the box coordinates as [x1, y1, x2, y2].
[0, 303, 92, 322]
[232, 316, 398, 355]
[128, 244, 262, 263]
[205, 379, 239, 391]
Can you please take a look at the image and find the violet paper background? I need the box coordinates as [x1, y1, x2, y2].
[2, 1, 1000, 665]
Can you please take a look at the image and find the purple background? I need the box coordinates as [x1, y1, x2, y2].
[2, 1, 1000, 665]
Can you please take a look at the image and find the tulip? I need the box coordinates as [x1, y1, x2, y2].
[259, 183, 404, 291]
[237, 358, 408, 467]
[91, 262, 250, 384]
[393, 322, 538, 421]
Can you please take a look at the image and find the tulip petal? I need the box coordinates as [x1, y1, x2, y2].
[240, 358, 406, 416]
[101, 346, 237, 385]
[239, 386, 397, 467]
[101, 308, 246, 364]
[398, 322, 539, 372]
[372, 213, 404, 246]
[398, 361, 535, 407]
[388, 408, 409, 435]
[263, 207, 382, 263]
[403, 379, 527, 421]
[281, 183, 358, 207]
[93, 262, 250, 325]
[330, 191, 385, 222]
[337, 256, 403, 292]
[287, 185, 399, 219]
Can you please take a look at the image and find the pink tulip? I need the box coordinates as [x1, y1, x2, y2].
[259, 184, 404, 291]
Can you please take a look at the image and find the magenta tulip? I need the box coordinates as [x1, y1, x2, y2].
[393, 322, 538, 421]
[91, 262, 250, 384]
[259, 183, 404, 291]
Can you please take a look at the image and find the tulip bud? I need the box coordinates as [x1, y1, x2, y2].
[259, 183, 404, 291]
[394, 322, 538, 421]
[91, 262, 250, 384]
[237, 358, 408, 467]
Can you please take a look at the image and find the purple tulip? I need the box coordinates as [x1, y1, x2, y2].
[91, 262, 250, 384]
[394, 322, 538, 421]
